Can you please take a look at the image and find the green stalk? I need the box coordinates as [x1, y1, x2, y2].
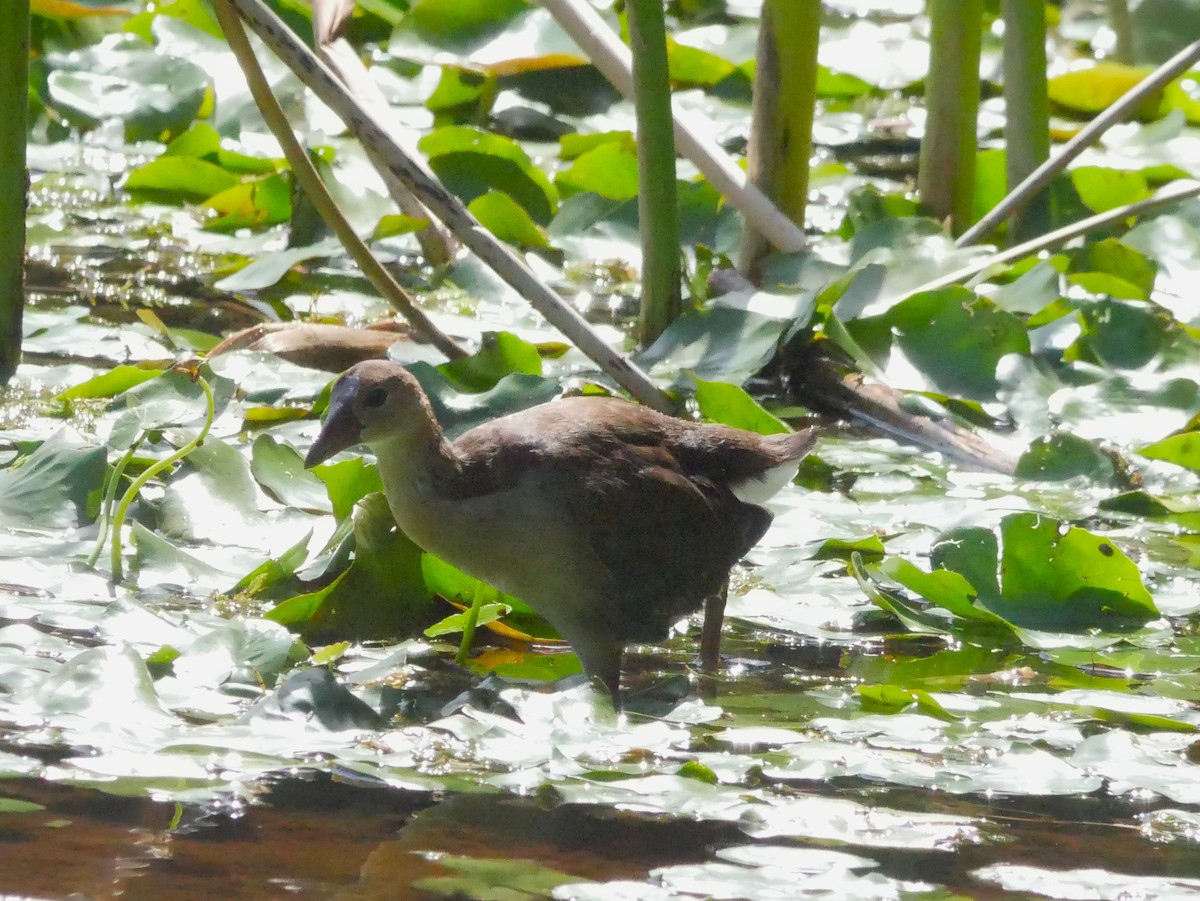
[211, 0, 466, 361]
[626, 0, 681, 346]
[737, 0, 820, 278]
[86, 433, 148, 568]
[1107, 0, 1134, 64]
[918, 0, 983, 234]
[109, 375, 215, 583]
[1001, 0, 1050, 243]
[0, 1, 29, 383]
[455, 582, 485, 666]
[957, 38, 1200, 247]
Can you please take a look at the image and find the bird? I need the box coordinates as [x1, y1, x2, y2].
[304, 359, 818, 705]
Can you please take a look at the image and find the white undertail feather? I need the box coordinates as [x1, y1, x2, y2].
[729, 459, 799, 504]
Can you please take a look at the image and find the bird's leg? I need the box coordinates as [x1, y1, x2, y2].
[698, 580, 728, 673]
[565, 623, 624, 710]
[600, 663, 623, 712]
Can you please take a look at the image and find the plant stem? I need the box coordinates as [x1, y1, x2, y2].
[87, 434, 147, 569]
[0, 1, 29, 383]
[918, 0, 983, 234]
[738, 0, 820, 278]
[455, 583, 485, 666]
[541, 0, 806, 254]
[210, 0, 467, 360]
[957, 37, 1200, 247]
[1107, 0, 1134, 64]
[225, 0, 673, 412]
[1001, 0, 1050, 242]
[626, 0, 682, 346]
[895, 180, 1200, 302]
[110, 375, 216, 584]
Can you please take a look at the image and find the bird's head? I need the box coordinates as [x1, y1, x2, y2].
[304, 360, 434, 467]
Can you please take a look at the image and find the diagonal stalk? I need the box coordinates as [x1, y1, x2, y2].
[211, 0, 466, 360]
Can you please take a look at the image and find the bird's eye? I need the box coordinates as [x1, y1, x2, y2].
[363, 387, 388, 408]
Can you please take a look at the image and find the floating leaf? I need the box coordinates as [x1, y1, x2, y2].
[43, 36, 209, 141]
[1139, 429, 1200, 471]
[424, 602, 510, 638]
[1048, 63, 1162, 118]
[880, 287, 1030, 400]
[467, 190, 550, 249]
[203, 174, 293, 232]
[420, 125, 557, 224]
[408, 0, 528, 45]
[251, 434, 332, 513]
[125, 156, 240, 203]
[307, 456, 384, 523]
[56, 365, 164, 401]
[300, 494, 431, 640]
[1071, 167, 1152, 214]
[693, 377, 789, 434]
[1015, 433, 1116, 482]
[873, 513, 1158, 637]
[0, 430, 106, 529]
[555, 140, 639, 201]
[857, 684, 957, 720]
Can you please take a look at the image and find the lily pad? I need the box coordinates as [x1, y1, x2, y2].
[0, 430, 106, 530]
[877, 512, 1158, 636]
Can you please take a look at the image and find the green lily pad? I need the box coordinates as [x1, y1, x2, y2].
[438, 332, 543, 393]
[0, 797, 45, 814]
[203, 174, 293, 232]
[693, 377, 789, 434]
[55, 365, 165, 401]
[420, 126, 557, 225]
[409, 365, 563, 438]
[873, 513, 1158, 638]
[636, 296, 810, 386]
[307, 456, 384, 523]
[125, 156, 239, 203]
[555, 140, 639, 201]
[0, 430, 106, 529]
[813, 535, 887, 562]
[1048, 62, 1164, 118]
[410, 854, 584, 901]
[298, 494, 431, 640]
[975, 514, 1155, 632]
[468, 190, 550, 249]
[107, 368, 224, 450]
[1015, 433, 1117, 483]
[427, 65, 497, 116]
[408, 0, 528, 46]
[43, 35, 209, 141]
[251, 434, 332, 513]
[1139, 429, 1200, 471]
[1071, 167, 1153, 214]
[881, 287, 1031, 400]
[857, 684, 956, 720]
[230, 531, 314, 598]
[424, 601, 510, 638]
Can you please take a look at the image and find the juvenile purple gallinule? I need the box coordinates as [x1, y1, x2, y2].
[305, 360, 818, 703]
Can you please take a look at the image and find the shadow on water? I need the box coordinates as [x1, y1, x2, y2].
[4, 769, 1200, 899]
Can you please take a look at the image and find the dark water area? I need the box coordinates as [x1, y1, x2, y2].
[0, 774, 738, 899]
[4, 771, 1200, 900]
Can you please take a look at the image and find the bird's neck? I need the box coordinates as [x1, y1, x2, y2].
[369, 414, 462, 503]
[367, 415, 478, 561]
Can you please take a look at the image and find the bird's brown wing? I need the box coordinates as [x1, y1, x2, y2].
[562, 440, 772, 644]
[445, 398, 777, 641]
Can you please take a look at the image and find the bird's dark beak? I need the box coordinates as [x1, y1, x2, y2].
[305, 375, 363, 468]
